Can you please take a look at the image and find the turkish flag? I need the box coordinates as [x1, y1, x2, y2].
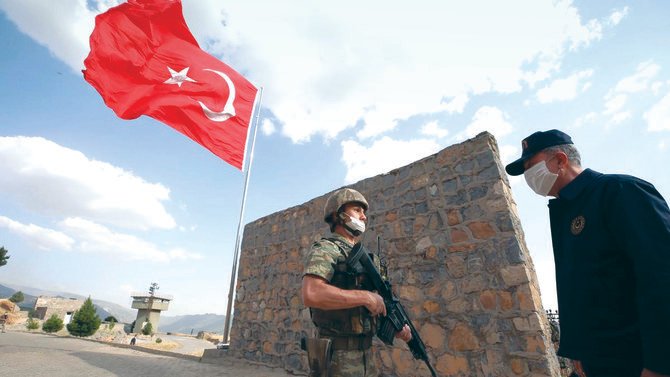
[83, 0, 258, 170]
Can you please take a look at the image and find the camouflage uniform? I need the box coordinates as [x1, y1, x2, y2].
[304, 233, 378, 377]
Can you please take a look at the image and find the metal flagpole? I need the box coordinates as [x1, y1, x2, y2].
[221, 87, 264, 347]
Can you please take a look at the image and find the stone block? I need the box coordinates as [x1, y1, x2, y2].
[391, 347, 415, 375]
[511, 358, 528, 375]
[449, 228, 469, 243]
[500, 264, 531, 287]
[467, 221, 497, 239]
[446, 209, 461, 225]
[448, 323, 479, 351]
[436, 353, 470, 376]
[479, 290, 497, 310]
[420, 322, 446, 349]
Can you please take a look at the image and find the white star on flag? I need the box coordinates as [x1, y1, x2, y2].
[164, 67, 197, 87]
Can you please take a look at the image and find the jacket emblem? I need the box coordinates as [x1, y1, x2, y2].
[570, 215, 586, 235]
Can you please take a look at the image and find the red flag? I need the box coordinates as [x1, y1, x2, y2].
[83, 0, 258, 170]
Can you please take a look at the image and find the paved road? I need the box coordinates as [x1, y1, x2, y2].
[0, 332, 293, 377]
[155, 333, 217, 356]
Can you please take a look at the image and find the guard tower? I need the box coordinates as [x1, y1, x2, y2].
[131, 283, 172, 334]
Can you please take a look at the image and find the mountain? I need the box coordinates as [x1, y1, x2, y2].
[0, 282, 134, 322]
[158, 313, 226, 335]
[0, 283, 39, 310]
[0, 282, 226, 334]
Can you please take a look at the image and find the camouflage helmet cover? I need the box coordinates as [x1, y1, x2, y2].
[323, 188, 369, 222]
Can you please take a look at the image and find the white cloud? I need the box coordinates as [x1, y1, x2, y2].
[599, 61, 660, 126]
[536, 69, 593, 103]
[607, 7, 629, 26]
[420, 121, 449, 139]
[610, 112, 631, 125]
[0, 0, 118, 72]
[499, 145, 519, 166]
[459, 106, 514, 141]
[60, 217, 202, 262]
[645, 92, 670, 132]
[443, 94, 469, 114]
[573, 112, 598, 129]
[651, 81, 664, 95]
[603, 94, 627, 115]
[566, 18, 602, 51]
[261, 119, 276, 136]
[341, 137, 441, 184]
[119, 284, 134, 295]
[0, 0, 619, 144]
[0, 136, 176, 230]
[613, 60, 660, 94]
[0, 215, 74, 251]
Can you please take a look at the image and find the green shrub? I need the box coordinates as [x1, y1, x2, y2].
[155, 337, 162, 343]
[42, 314, 64, 333]
[104, 315, 118, 323]
[141, 321, 153, 336]
[26, 318, 39, 330]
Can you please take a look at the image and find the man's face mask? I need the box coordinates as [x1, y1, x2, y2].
[340, 213, 366, 236]
[524, 159, 558, 196]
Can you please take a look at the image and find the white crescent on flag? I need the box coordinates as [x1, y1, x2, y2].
[198, 68, 237, 122]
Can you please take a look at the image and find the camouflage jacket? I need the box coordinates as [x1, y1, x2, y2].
[303, 233, 378, 337]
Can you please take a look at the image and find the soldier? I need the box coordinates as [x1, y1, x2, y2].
[1, 312, 8, 333]
[302, 188, 411, 377]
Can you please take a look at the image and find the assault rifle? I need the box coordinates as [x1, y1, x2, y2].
[347, 242, 438, 377]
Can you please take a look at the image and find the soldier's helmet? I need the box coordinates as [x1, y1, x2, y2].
[323, 188, 369, 223]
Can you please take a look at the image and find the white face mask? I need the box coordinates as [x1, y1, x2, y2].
[524, 160, 558, 196]
[343, 215, 366, 236]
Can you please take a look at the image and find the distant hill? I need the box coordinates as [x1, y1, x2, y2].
[0, 282, 226, 334]
[158, 313, 225, 335]
[0, 282, 135, 322]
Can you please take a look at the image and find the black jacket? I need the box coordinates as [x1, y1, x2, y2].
[549, 169, 670, 374]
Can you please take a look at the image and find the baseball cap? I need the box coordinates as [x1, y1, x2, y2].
[505, 129, 573, 176]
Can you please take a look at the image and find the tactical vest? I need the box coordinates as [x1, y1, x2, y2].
[310, 238, 377, 337]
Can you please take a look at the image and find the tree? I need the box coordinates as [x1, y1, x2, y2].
[66, 297, 101, 337]
[142, 321, 153, 336]
[42, 314, 64, 333]
[9, 291, 24, 303]
[0, 246, 8, 267]
[149, 282, 159, 296]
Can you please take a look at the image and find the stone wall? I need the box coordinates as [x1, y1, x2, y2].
[34, 296, 84, 321]
[229, 132, 560, 376]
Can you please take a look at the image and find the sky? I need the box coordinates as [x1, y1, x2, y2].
[1, 0, 669, 317]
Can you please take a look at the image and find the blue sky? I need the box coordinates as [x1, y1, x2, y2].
[1, 0, 669, 316]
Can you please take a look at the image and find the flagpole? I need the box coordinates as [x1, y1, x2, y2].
[222, 87, 264, 346]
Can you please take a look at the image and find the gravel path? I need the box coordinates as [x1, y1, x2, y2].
[0, 331, 295, 377]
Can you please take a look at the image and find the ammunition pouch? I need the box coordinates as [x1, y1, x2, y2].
[301, 337, 333, 377]
[327, 334, 373, 351]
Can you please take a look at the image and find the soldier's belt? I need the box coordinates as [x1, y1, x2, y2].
[327, 335, 373, 351]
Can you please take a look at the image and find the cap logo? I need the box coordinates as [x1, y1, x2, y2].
[522, 139, 528, 150]
[570, 215, 585, 235]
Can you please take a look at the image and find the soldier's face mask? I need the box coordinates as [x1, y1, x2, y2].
[524, 157, 558, 196]
[339, 210, 366, 237]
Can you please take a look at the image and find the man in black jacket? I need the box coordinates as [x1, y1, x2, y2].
[506, 129, 670, 377]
